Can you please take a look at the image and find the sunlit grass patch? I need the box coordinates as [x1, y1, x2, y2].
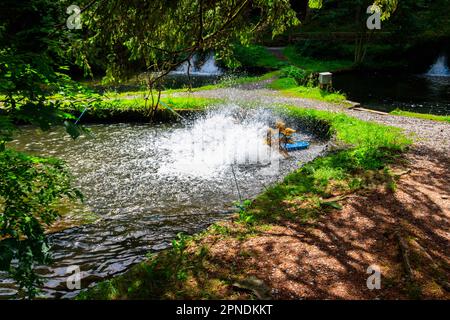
[267, 77, 298, 90]
[390, 109, 450, 123]
[284, 86, 346, 103]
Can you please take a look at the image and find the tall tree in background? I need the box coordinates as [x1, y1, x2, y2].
[78, 0, 300, 116]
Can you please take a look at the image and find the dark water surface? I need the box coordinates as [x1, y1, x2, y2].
[334, 72, 450, 115]
[1, 106, 327, 299]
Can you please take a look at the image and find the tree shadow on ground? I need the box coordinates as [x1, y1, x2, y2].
[213, 146, 449, 299]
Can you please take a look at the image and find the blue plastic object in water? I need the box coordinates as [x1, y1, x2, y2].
[285, 141, 310, 151]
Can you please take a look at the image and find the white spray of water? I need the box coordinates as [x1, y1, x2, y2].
[170, 53, 223, 76]
[158, 105, 281, 177]
[426, 55, 450, 77]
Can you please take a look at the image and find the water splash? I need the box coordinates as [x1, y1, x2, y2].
[159, 105, 279, 177]
[3, 106, 326, 298]
[426, 55, 450, 77]
[171, 53, 223, 76]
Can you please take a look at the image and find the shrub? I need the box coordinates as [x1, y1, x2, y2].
[293, 40, 353, 60]
[0, 149, 82, 297]
[279, 66, 315, 86]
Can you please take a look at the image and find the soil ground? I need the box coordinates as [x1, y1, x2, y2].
[174, 85, 450, 299]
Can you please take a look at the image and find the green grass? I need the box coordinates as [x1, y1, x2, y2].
[78, 105, 412, 300]
[282, 86, 346, 104]
[217, 71, 279, 86]
[106, 96, 220, 111]
[282, 106, 411, 158]
[268, 78, 347, 103]
[267, 77, 298, 90]
[53, 92, 222, 121]
[232, 44, 286, 69]
[283, 46, 354, 73]
[390, 109, 450, 123]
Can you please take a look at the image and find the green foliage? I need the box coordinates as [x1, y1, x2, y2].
[390, 109, 450, 123]
[229, 44, 286, 69]
[0, 149, 82, 297]
[0, 0, 90, 148]
[82, 0, 299, 83]
[211, 224, 231, 236]
[283, 46, 354, 72]
[308, 0, 323, 9]
[236, 200, 255, 224]
[267, 77, 298, 90]
[171, 233, 190, 281]
[270, 83, 347, 103]
[270, 65, 347, 102]
[290, 40, 354, 61]
[0, 51, 86, 148]
[0, 51, 87, 298]
[288, 0, 449, 66]
[0, 1, 90, 297]
[279, 66, 312, 85]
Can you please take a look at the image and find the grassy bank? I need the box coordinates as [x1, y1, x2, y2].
[56, 94, 222, 122]
[232, 44, 286, 70]
[267, 77, 347, 103]
[77, 105, 412, 300]
[390, 109, 450, 123]
[283, 46, 354, 73]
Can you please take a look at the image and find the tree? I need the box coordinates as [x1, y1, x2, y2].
[77, 0, 299, 116]
[0, 0, 87, 149]
[0, 0, 299, 297]
[286, 0, 401, 65]
[0, 0, 404, 298]
[0, 0, 85, 298]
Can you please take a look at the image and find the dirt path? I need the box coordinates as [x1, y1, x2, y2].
[265, 47, 288, 61]
[210, 147, 449, 299]
[176, 86, 450, 299]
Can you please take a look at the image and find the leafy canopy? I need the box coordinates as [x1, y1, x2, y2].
[79, 0, 299, 82]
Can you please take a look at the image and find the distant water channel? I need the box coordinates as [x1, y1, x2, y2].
[334, 71, 450, 115]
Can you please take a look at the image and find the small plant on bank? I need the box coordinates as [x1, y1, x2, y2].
[235, 200, 255, 224]
[279, 66, 312, 86]
[0, 150, 83, 298]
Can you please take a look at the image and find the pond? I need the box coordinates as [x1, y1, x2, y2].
[333, 71, 450, 115]
[0, 105, 328, 299]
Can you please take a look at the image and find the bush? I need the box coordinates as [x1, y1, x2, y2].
[0, 149, 82, 297]
[293, 40, 353, 60]
[280, 66, 311, 83]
